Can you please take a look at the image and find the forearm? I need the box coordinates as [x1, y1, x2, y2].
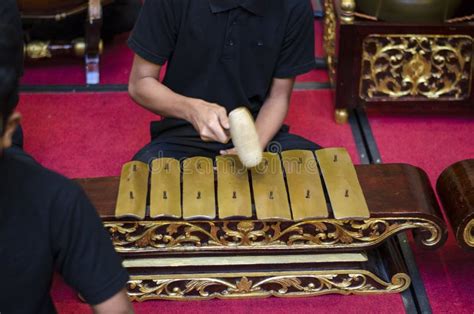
[255, 97, 290, 150]
[129, 76, 196, 122]
[92, 289, 134, 314]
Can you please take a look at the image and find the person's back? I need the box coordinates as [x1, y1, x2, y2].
[0, 151, 130, 313]
[0, 4, 134, 312]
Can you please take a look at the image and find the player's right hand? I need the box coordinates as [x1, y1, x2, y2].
[188, 100, 230, 143]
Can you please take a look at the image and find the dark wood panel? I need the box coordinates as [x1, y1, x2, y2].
[437, 159, 474, 250]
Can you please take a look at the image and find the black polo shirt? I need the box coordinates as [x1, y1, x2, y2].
[128, 0, 315, 138]
[0, 151, 129, 314]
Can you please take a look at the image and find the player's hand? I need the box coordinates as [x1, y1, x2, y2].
[189, 100, 230, 143]
[220, 147, 237, 155]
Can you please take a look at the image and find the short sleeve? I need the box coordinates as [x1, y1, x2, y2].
[273, 0, 316, 78]
[51, 183, 129, 306]
[128, 0, 178, 65]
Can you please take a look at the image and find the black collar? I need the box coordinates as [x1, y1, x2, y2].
[209, 0, 266, 16]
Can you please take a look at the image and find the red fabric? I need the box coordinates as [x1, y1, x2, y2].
[368, 113, 474, 313]
[315, 19, 324, 57]
[21, 21, 327, 86]
[17, 90, 358, 178]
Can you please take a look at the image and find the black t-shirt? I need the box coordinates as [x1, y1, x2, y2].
[128, 0, 315, 138]
[0, 151, 129, 314]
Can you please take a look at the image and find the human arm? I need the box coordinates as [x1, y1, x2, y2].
[254, 77, 295, 150]
[50, 182, 132, 312]
[127, 0, 229, 143]
[92, 289, 134, 314]
[128, 54, 229, 143]
[220, 0, 315, 155]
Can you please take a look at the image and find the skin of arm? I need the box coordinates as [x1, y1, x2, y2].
[220, 77, 295, 155]
[92, 289, 134, 314]
[128, 54, 230, 143]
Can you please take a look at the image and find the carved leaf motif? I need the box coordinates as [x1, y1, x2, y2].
[126, 272, 412, 301]
[360, 35, 472, 100]
[166, 223, 180, 236]
[135, 230, 153, 247]
[184, 279, 223, 297]
[235, 277, 253, 293]
[267, 277, 304, 294]
[106, 217, 443, 252]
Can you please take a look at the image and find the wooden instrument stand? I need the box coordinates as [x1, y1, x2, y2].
[323, 0, 474, 124]
[77, 149, 448, 301]
[437, 159, 474, 251]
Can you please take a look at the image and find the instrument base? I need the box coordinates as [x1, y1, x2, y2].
[123, 240, 411, 302]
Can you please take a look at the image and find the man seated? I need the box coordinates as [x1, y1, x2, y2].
[0, 24, 134, 314]
[128, 0, 321, 162]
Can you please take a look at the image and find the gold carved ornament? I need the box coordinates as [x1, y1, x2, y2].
[104, 217, 443, 253]
[463, 219, 474, 248]
[360, 35, 473, 101]
[340, 0, 356, 24]
[323, 0, 337, 86]
[24, 41, 51, 59]
[126, 271, 411, 301]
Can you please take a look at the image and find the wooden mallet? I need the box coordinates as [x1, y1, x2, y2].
[228, 107, 263, 168]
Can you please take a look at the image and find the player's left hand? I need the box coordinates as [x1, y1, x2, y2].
[220, 148, 237, 155]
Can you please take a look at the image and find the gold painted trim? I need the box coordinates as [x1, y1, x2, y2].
[463, 219, 474, 248]
[359, 34, 473, 101]
[126, 270, 411, 301]
[334, 109, 349, 125]
[105, 217, 443, 253]
[323, 0, 337, 86]
[340, 0, 356, 24]
[123, 253, 368, 268]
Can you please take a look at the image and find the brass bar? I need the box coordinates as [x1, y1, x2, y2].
[216, 156, 252, 219]
[282, 150, 329, 220]
[115, 161, 149, 219]
[123, 253, 368, 268]
[316, 148, 370, 219]
[182, 157, 216, 220]
[150, 158, 181, 219]
[251, 153, 292, 220]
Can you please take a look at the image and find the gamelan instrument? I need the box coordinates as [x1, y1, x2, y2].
[77, 148, 448, 301]
[437, 159, 474, 251]
[19, 0, 112, 84]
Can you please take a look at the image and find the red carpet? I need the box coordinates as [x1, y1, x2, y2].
[18, 90, 358, 179]
[367, 113, 474, 313]
[21, 21, 327, 86]
[17, 90, 405, 312]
